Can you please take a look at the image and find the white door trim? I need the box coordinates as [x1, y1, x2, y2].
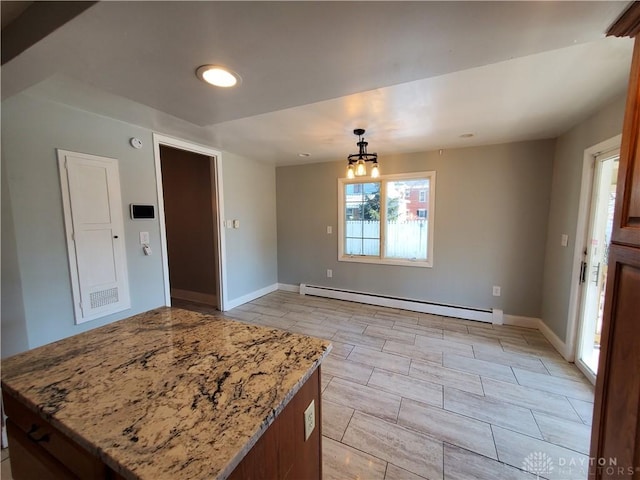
[152, 133, 227, 311]
[575, 357, 597, 385]
[566, 134, 621, 364]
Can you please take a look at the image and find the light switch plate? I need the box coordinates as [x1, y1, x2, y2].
[327, 226, 332, 234]
[139, 231, 149, 245]
[233, 219, 240, 229]
[304, 400, 315, 441]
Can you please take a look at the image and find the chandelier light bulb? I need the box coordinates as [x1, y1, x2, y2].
[347, 128, 379, 179]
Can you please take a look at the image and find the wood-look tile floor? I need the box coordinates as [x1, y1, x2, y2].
[225, 291, 593, 480]
[179, 291, 595, 480]
[1, 447, 10, 479]
[1, 291, 594, 480]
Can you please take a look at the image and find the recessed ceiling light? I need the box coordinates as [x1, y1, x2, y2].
[196, 65, 241, 87]
[298, 153, 311, 157]
[459, 133, 474, 138]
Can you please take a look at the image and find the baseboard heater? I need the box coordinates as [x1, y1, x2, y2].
[299, 284, 503, 324]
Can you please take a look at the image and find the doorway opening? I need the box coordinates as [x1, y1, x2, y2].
[575, 148, 619, 381]
[153, 134, 226, 311]
[160, 145, 219, 307]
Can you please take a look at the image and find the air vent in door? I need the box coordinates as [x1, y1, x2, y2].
[90, 288, 119, 309]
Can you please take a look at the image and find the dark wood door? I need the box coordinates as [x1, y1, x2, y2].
[590, 7, 640, 477]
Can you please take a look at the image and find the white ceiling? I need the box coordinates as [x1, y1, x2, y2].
[2, 1, 634, 165]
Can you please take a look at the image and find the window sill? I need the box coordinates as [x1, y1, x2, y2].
[338, 255, 433, 268]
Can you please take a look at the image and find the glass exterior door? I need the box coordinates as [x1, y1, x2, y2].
[576, 152, 619, 378]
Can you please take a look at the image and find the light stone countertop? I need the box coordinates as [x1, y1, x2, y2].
[1, 307, 332, 479]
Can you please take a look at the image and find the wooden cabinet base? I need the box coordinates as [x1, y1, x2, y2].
[228, 367, 322, 480]
[590, 245, 640, 478]
[3, 367, 322, 480]
[3, 393, 115, 479]
[6, 420, 78, 480]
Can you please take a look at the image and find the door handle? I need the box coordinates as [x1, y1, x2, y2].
[26, 424, 50, 443]
[580, 261, 587, 284]
[592, 262, 601, 286]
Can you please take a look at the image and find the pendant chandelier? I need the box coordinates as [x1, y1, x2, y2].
[347, 128, 379, 179]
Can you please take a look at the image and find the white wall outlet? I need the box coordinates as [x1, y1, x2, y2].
[139, 231, 149, 245]
[561, 234, 569, 247]
[303, 400, 315, 441]
[327, 269, 333, 278]
[327, 226, 332, 234]
[492, 286, 501, 297]
[233, 219, 240, 229]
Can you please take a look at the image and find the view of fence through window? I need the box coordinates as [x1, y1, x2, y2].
[344, 178, 430, 260]
[344, 182, 381, 255]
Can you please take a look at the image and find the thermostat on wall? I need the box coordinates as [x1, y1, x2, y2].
[130, 204, 155, 219]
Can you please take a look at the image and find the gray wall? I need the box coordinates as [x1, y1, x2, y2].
[222, 151, 278, 301]
[541, 95, 626, 342]
[1, 93, 163, 353]
[277, 140, 555, 318]
[1, 93, 278, 356]
[1, 160, 29, 357]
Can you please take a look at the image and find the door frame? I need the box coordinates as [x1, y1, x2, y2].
[566, 134, 621, 378]
[152, 133, 227, 311]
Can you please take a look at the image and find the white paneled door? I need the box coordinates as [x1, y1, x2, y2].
[58, 150, 130, 323]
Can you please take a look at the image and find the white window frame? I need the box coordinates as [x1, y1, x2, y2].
[338, 171, 436, 268]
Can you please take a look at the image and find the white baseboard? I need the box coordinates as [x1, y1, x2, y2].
[224, 283, 279, 311]
[171, 288, 217, 306]
[503, 314, 540, 329]
[537, 319, 571, 361]
[277, 283, 300, 293]
[504, 314, 570, 360]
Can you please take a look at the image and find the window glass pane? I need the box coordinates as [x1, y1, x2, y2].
[345, 237, 381, 256]
[344, 182, 380, 256]
[385, 179, 429, 260]
[345, 203, 364, 222]
[362, 238, 381, 255]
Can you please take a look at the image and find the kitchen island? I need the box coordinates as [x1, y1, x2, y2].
[1, 307, 331, 479]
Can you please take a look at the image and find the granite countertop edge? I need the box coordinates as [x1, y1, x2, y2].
[217, 347, 330, 480]
[1, 347, 331, 480]
[1, 307, 333, 480]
